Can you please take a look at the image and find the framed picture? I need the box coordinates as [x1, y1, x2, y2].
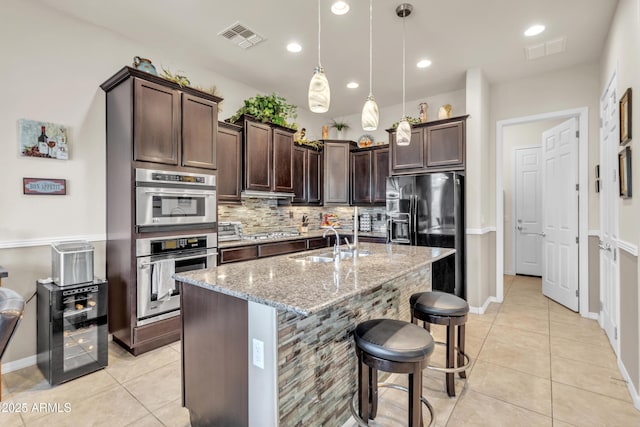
[619, 146, 632, 198]
[23, 178, 66, 195]
[620, 88, 632, 145]
[17, 118, 69, 160]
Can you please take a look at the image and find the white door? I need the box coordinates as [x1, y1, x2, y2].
[599, 75, 619, 350]
[541, 118, 579, 311]
[515, 147, 543, 276]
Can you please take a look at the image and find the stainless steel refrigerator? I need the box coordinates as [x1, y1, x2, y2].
[386, 172, 465, 299]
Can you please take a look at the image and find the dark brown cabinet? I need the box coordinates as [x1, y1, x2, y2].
[350, 146, 389, 206]
[323, 140, 356, 204]
[217, 122, 242, 203]
[100, 67, 222, 356]
[241, 115, 295, 194]
[388, 115, 468, 175]
[129, 72, 220, 170]
[133, 78, 180, 165]
[293, 145, 323, 205]
[182, 94, 218, 169]
[218, 236, 329, 265]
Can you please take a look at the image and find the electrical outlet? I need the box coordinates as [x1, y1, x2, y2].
[252, 338, 264, 369]
[377, 213, 382, 221]
[289, 211, 293, 219]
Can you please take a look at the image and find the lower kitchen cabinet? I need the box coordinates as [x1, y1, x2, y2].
[218, 236, 329, 265]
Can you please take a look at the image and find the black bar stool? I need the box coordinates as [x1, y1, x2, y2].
[410, 291, 470, 397]
[351, 318, 435, 427]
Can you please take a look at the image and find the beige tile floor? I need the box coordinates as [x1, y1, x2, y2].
[1, 275, 639, 426]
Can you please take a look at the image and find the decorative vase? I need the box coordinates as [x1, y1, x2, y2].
[336, 130, 344, 140]
[133, 56, 158, 75]
[322, 125, 329, 139]
[438, 104, 452, 119]
[419, 103, 428, 123]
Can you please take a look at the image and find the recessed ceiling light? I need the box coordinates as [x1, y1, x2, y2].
[286, 42, 302, 53]
[331, 1, 350, 15]
[346, 82, 359, 89]
[524, 24, 545, 37]
[417, 59, 432, 68]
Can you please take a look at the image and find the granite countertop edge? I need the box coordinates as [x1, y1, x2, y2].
[175, 244, 454, 316]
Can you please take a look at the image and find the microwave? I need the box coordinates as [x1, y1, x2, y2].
[135, 169, 216, 232]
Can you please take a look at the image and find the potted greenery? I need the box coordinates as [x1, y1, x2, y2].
[330, 119, 350, 139]
[229, 93, 298, 129]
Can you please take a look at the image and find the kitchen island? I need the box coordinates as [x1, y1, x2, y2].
[174, 243, 454, 427]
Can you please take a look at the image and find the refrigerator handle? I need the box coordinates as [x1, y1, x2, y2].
[410, 195, 416, 245]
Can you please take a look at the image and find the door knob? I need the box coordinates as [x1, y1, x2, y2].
[539, 232, 546, 237]
[516, 225, 523, 231]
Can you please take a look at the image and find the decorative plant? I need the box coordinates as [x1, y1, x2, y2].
[295, 139, 324, 150]
[391, 116, 421, 129]
[330, 119, 350, 131]
[229, 93, 298, 129]
[160, 66, 191, 88]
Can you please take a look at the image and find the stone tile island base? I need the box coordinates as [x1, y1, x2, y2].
[179, 264, 431, 426]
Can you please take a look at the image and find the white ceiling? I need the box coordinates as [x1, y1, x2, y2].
[37, 0, 617, 117]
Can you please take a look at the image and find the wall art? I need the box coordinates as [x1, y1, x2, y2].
[620, 88, 632, 145]
[619, 146, 632, 198]
[18, 118, 69, 160]
[23, 178, 67, 195]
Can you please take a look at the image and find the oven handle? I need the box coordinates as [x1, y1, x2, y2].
[140, 252, 218, 268]
[144, 190, 216, 197]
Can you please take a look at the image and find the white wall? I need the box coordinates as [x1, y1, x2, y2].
[465, 69, 493, 307]
[600, 0, 640, 403]
[334, 89, 466, 144]
[490, 63, 601, 231]
[503, 119, 563, 274]
[0, 0, 325, 364]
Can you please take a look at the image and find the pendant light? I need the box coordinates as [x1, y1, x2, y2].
[396, 3, 413, 146]
[308, 0, 330, 113]
[361, 0, 379, 131]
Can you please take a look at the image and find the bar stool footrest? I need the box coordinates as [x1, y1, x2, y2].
[349, 383, 435, 427]
[425, 341, 471, 374]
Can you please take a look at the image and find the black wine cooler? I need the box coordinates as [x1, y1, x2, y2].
[37, 278, 108, 385]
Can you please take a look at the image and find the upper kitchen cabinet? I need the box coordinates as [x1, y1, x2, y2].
[388, 115, 468, 175]
[182, 94, 218, 169]
[292, 144, 323, 205]
[240, 115, 295, 193]
[217, 121, 242, 203]
[350, 146, 389, 206]
[323, 140, 357, 205]
[100, 66, 222, 172]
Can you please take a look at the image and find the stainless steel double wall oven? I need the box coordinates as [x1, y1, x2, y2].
[134, 169, 217, 326]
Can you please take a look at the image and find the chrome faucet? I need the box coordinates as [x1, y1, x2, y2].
[353, 206, 359, 253]
[323, 226, 341, 257]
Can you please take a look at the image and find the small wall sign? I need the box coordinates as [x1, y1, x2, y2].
[23, 178, 66, 195]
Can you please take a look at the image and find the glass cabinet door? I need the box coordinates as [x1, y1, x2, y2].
[61, 285, 101, 372]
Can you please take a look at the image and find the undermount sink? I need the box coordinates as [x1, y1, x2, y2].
[292, 249, 372, 263]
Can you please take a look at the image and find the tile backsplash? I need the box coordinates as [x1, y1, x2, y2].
[218, 199, 386, 234]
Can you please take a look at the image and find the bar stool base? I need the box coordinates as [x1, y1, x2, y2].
[426, 341, 471, 374]
[350, 383, 435, 427]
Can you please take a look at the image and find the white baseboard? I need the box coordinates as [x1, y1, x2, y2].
[618, 358, 640, 411]
[504, 269, 515, 276]
[584, 312, 599, 321]
[2, 355, 37, 373]
[469, 296, 499, 314]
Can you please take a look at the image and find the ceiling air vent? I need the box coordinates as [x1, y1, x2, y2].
[525, 36, 567, 60]
[218, 22, 265, 49]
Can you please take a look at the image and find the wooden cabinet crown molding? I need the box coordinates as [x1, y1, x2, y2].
[101, 66, 223, 103]
[384, 114, 470, 133]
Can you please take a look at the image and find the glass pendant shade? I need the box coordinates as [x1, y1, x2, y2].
[308, 67, 330, 113]
[396, 119, 411, 146]
[361, 96, 379, 131]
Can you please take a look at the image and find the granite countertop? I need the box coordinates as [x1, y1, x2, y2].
[218, 230, 387, 248]
[175, 243, 453, 316]
[0, 266, 7, 279]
